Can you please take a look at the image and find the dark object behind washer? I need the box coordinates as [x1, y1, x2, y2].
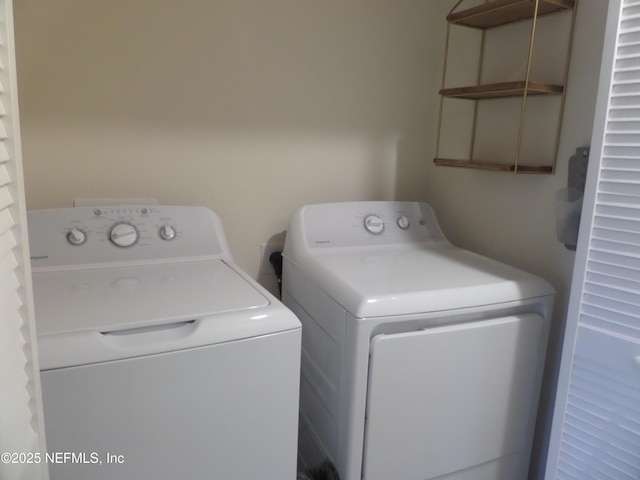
[297, 459, 340, 480]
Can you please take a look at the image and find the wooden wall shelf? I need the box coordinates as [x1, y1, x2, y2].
[447, 0, 575, 30]
[434, 158, 553, 173]
[440, 81, 563, 100]
[433, 0, 577, 174]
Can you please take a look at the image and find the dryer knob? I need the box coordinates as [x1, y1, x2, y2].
[397, 215, 410, 230]
[110, 223, 138, 247]
[364, 214, 385, 234]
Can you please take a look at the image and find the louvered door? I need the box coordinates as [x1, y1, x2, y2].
[0, 0, 47, 479]
[545, 0, 640, 478]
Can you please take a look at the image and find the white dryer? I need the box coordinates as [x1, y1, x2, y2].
[282, 201, 554, 480]
[28, 205, 301, 480]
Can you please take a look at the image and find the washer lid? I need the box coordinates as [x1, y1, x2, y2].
[33, 260, 269, 336]
[302, 243, 554, 318]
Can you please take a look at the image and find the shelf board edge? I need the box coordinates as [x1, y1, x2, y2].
[447, 0, 576, 29]
[434, 158, 553, 174]
[440, 81, 564, 99]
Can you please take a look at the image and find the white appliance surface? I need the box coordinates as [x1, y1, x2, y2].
[301, 243, 551, 317]
[285, 201, 553, 318]
[35, 260, 268, 336]
[363, 314, 544, 480]
[282, 201, 554, 480]
[29, 205, 301, 480]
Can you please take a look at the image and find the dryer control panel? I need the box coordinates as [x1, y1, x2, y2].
[291, 201, 447, 249]
[28, 206, 231, 270]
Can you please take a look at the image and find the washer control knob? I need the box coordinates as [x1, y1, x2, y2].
[397, 215, 410, 230]
[159, 224, 176, 241]
[110, 223, 138, 247]
[364, 214, 384, 234]
[67, 228, 86, 245]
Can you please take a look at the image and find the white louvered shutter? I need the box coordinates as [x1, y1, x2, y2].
[545, 0, 640, 478]
[0, 1, 47, 479]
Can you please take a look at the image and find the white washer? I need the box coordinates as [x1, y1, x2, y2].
[282, 201, 555, 480]
[28, 205, 301, 480]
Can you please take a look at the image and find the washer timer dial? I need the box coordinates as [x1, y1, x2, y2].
[109, 223, 138, 247]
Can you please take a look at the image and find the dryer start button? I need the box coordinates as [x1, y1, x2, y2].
[397, 215, 410, 230]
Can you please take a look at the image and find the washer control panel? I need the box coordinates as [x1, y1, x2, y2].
[28, 206, 229, 270]
[300, 201, 446, 248]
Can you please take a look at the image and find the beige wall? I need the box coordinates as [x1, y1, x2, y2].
[14, 1, 609, 478]
[14, 0, 449, 284]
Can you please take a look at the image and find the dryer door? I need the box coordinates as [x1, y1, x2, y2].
[362, 314, 545, 480]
